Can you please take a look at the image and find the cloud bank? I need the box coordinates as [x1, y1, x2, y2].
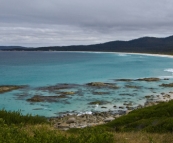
[0, 0, 173, 47]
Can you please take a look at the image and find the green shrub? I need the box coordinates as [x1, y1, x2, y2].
[104, 100, 173, 133]
[0, 122, 113, 143]
[0, 109, 47, 125]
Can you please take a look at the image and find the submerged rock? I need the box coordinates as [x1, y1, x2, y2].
[116, 79, 133, 82]
[86, 82, 119, 89]
[88, 100, 111, 105]
[0, 85, 25, 93]
[119, 106, 124, 109]
[57, 95, 68, 98]
[164, 78, 169, 80]
[125, 85, 141, 89]
[26, 94, 68, 103]
[101, 106, 107, 108]
[37, 84, 78, 92]
[59, 91, 75, 95]
[119, 93, 134, 96]
[145, 95, 152, 99]
[32, 108, 44, 110]
[160, 83, 173, 87]
[87, 82, 107, 86]
[123, 102, 133, 106]
[92, 91, 110, 95]
[136, 77, 160, 82]
[27, 95, 45, 102]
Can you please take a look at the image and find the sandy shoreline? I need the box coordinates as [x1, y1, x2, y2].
[116, 52, 173, 58]
[49, 51, 173, 58]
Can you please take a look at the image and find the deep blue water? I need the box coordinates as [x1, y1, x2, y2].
[0, 51, 173, 117]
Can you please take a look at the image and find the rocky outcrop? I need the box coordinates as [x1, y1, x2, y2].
[87, 82, 107, 86]
[27, 95, 45, 102]
[59, 91, 75, 95]
[125, 85, 141, 89]
[92, 91, 110, 95]
[144, 101, 158, 107]
[66, 117, 76, 124]
[26, 94, 68, 102]
[88, 100, 111, 105]
[116, 79, 133, 82]
[51, 112, 121, 130]
[160, 83, 173, 87]
[104, 117, 115, 122]
[136, 78, 160, 82]
[87, 82, 119, 89]
[0, 85, 25, 93]
[37, 84, 78, 91]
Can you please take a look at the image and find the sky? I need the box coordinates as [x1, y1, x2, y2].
[0, 0, 173, 47]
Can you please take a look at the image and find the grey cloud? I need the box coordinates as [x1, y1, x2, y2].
[0, 0, 173, 46]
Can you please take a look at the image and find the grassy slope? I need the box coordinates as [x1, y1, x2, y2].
[1, 100, 173, 142]
[104, 100, 173, 133]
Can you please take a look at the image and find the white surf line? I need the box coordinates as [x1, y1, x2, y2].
[45, 51, 173, 58]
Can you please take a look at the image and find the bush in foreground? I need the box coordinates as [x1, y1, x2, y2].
[0, 109, 47, 125]
[105, 100, 173, 133]
[0, 120, 113, 143]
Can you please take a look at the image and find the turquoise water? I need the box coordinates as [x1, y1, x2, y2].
[0, 51, 173, 117]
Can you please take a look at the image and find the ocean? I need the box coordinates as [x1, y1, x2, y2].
[0, 51, 173, 117]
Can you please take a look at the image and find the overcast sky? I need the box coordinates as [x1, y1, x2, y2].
[0, 0, 173, 47]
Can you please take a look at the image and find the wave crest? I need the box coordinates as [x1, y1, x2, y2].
[164, 68, 173, 73]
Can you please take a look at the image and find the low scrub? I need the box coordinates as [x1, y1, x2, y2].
[105, 100, 173, 133]
[0, 120, 113, 143]
[0, 109, 47, 125]
[1, 100, 173, 142]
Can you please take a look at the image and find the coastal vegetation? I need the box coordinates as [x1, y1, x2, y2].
[0, 110, 113, 143]
[104, 100, 173, 133]
[1, 100, 173, 142]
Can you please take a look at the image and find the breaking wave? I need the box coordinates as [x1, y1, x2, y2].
[164, 68, 173, 73]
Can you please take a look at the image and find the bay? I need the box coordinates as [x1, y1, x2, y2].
[0, 51, 173, 117]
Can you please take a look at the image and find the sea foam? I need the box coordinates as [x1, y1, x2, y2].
[164, 68, 173, 73]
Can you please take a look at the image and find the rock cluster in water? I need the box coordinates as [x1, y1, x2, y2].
[0, 85, 24, 93]
[27, 91, 75, 102]
[1, 77, 173, 131]
[160, 83, 173, 87]
[136, 77, 160, 82]
[87, 82, 119, 89]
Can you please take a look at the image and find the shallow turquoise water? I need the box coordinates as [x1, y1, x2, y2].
[0, 51, 173, 117]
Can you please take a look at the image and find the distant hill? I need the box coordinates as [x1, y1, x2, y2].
[2, 35, 173, 55]
[0, 46, 25, 50]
